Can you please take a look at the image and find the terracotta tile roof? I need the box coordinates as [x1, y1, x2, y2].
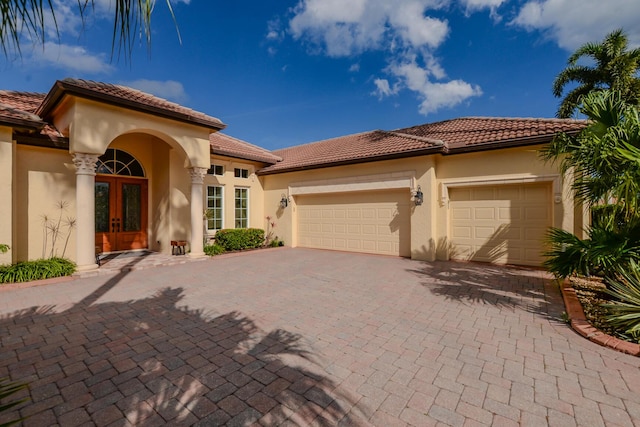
[0, 91, 45, 113]
[395, 117, 586, 150]
[0, 91, 45, 129]
[258, 130, 442, 174]
[258, 117, 586, 175]
[37, 79, 226, 131]
[209, 132, 282, 164]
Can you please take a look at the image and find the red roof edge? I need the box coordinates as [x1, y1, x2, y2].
[36, 79, 226, 131]
[256, 146, 442, 176]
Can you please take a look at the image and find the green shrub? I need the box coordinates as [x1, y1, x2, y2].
[268, 237, 285, 247]
[543, 221, 640, 280]
[603, 262, 640, 342]
[0, 258, 76, 284]
[204, 244, 225, 256]
[214, 229, 265, 251]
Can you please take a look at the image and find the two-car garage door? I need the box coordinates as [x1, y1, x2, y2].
[295, 183, 552, 266]
[449, 183, 552, 266]
[296, 190, 411, 257]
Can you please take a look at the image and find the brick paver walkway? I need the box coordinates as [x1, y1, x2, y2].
[1, 248, 639, 426]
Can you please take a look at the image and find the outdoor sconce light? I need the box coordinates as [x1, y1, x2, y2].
[414, 186, 424, 206]
[280, 194, 289, 209]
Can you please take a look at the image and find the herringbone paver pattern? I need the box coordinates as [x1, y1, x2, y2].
[1, 248, 639, 426]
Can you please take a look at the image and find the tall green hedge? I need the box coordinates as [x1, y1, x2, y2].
[214, 228, 265, 251]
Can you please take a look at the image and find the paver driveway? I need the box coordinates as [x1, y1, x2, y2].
[1, 248, 639, 426]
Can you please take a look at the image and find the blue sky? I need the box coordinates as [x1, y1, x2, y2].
[2, 0, 639, 150]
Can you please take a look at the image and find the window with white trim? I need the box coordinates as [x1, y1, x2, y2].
[206, 186, 223, 231]
[235, 188, 249, 228]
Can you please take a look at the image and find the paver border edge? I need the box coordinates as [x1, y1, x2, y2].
[560, 279, 640, 356]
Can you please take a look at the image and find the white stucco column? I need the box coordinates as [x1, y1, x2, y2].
[188, 167, 207, 258]
[73, 153, 99, 271]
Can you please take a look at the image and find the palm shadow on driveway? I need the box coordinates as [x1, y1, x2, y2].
[0, 278, 364, 426]
[407, 260, 564, 321]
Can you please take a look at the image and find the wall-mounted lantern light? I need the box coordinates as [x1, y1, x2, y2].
[280, 194, 289, 209]
[414, 186, 424, 206]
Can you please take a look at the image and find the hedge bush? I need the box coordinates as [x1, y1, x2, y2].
[214, 228, 265, 251]
[204, 243, 226, 256]
[0, 258, 76, 284]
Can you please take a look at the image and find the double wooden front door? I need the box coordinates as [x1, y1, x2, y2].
[95, 176, 148, 253]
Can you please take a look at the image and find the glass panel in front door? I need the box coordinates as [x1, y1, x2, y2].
[121, 183, 141, 232]
[95, 182, 110, 232]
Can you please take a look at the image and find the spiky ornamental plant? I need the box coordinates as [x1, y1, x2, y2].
[603, 262, 640, 342]
[0, 0, 181, 61]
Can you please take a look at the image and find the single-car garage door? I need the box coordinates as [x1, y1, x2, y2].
[297, 190, 411, 257]
[449, 183, 552, 266]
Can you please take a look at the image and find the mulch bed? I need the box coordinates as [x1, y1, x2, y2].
[569, 276, 639, 344]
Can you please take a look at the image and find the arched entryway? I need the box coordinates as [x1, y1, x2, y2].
[94, 148, 148, 253]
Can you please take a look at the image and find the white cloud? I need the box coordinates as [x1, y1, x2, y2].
[120, 79, 189, 104]
[387, 56, 482, 114]
[373, 78, 397, 98]
[458, 0, 506, 20]
[286, 0, 483, 115]
[289, 0, 449, 57]
[266, 18, 285, 41]
[30, 42, 114, 73]
[512, 0, 640, 50]
[349, 63, 360, 72]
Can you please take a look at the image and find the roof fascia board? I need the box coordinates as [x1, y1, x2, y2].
[210, 149, 278, 165]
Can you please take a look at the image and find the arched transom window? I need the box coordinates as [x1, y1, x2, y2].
[97, 148, 145, 177]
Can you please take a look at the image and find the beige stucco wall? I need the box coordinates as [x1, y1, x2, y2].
[261, 145, 575, 262]
[203, 156, 266, 242]
[15, 145, 77, 261]
[0, 127, 14, 264]
[52, 98, 212, 169]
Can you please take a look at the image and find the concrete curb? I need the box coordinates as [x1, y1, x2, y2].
[560, 280, 640, 357]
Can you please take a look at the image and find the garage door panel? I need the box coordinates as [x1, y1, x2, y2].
[362, 208, 376, 219]
[297, 190, 410, 257]
[475, 226, 496, 239]
[452, 226, 472, 239]
[525, 206, 549, 220]
[497, 187, 520, 199]
[473, 188, 495, 199]
[362, 225, 376, 235]
[499, 207, 520, 220]
[475, 208, 496, 220]
[452, 207, 472, 220]
[450, 183, 551, 266]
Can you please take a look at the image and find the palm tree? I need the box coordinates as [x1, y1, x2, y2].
[0, 0, 180, 60]
[553, 29, 640, 118]
[541, 90, 640, 279]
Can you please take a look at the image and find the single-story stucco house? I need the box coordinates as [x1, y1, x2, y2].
[0, 79, 587, 272]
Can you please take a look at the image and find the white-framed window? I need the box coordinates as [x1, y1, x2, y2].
[234, 168, 249, 178]
[206, 186, 224, 231]
[235, 187, 249, 228]
[208, 164, 224, 176]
